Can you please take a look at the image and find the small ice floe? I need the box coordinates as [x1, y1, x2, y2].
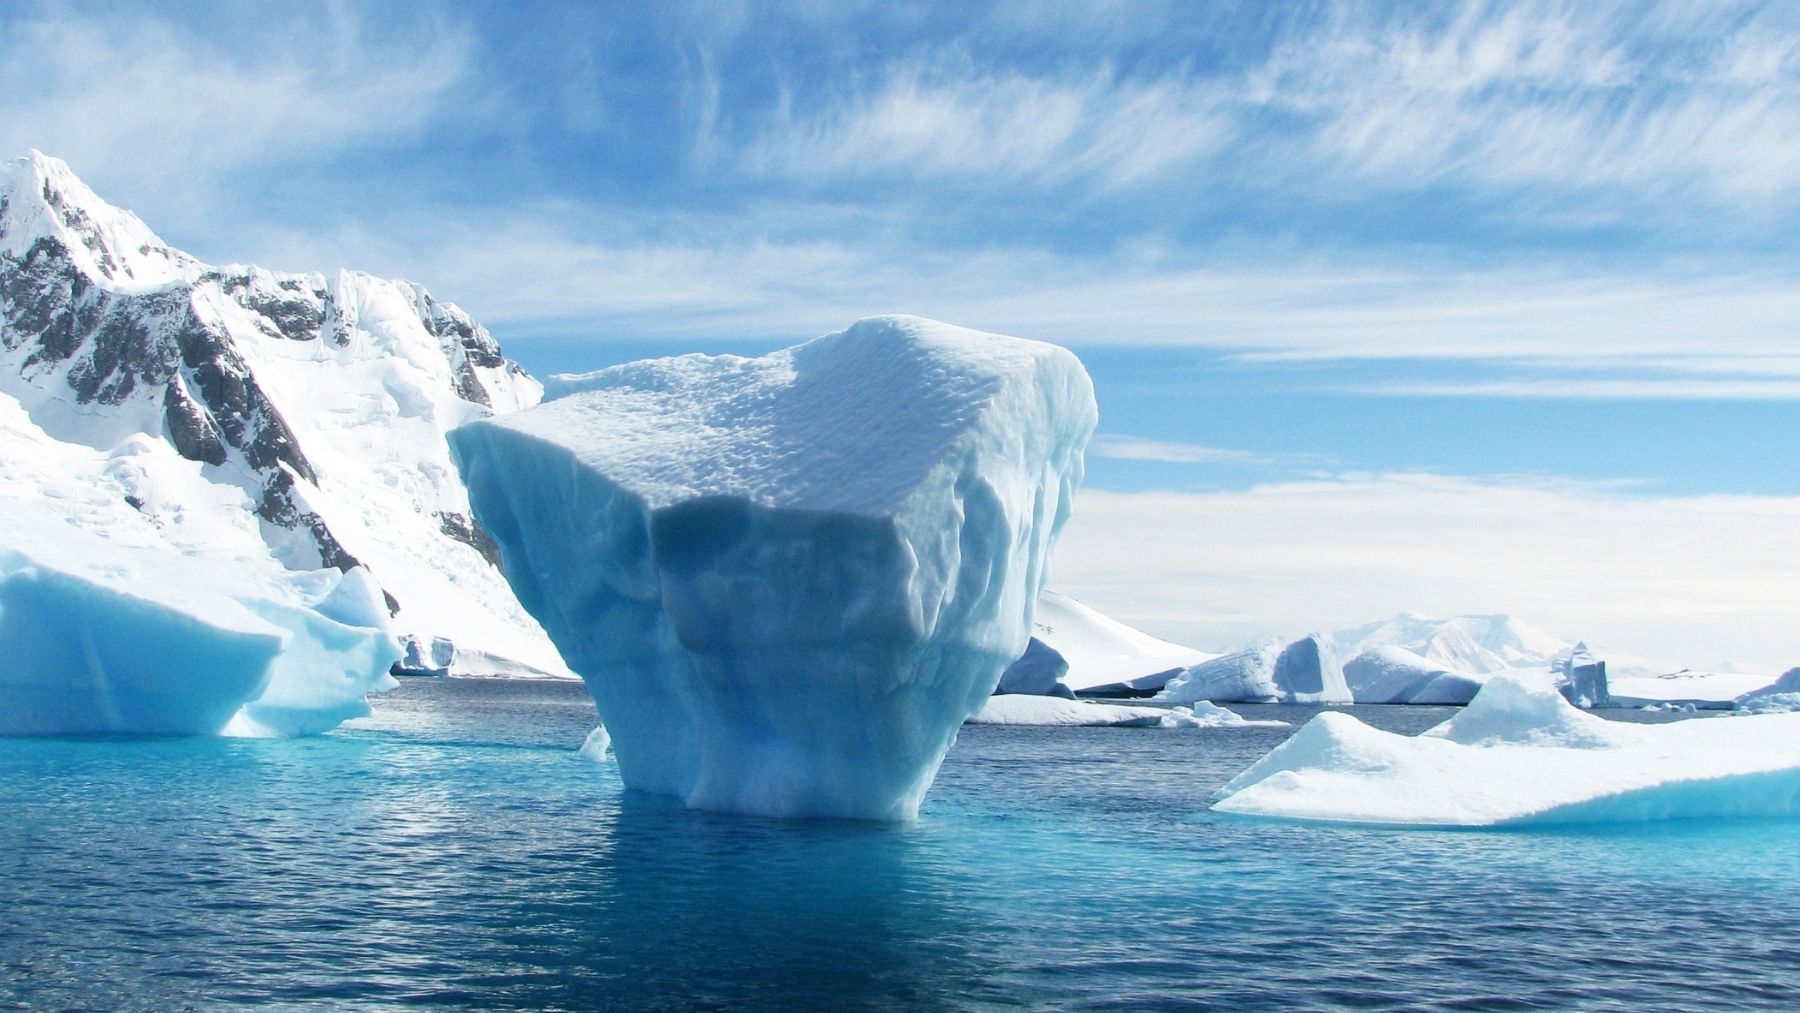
[578, 725, 612, 762]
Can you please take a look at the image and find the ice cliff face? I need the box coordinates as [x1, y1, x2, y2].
[0, 151, 566, 678]
[451, 316, 1098, 819]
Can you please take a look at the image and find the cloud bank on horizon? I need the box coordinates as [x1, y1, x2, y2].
[1, 1, 1794, 664]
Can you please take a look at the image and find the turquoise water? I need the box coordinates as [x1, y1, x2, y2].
[5, 679, 1800, 1010]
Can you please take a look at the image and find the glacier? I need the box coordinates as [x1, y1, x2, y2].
[1158, 634, 1350, 705]
[0, 391, 398, 735]
[450, 316, 1097, 819]
[1212, 675, 1800, 827]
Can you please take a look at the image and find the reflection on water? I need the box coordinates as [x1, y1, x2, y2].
[3, 678, 1799, 1009]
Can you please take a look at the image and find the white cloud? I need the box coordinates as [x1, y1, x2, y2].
[1373, 378, 1800, 400]
[1089, 437, 1269, 466]
[0, 8, 473, 214]
[1048, 474, 1800, 672]
[742, 59, 1228, 189]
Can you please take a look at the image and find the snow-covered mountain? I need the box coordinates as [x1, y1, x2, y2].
[1331, 611, 1569, 675]
[0, 151, 567, 677]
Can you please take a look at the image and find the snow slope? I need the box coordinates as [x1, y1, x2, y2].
[0, 390, 397, 735]
[452, 316, 1097, 819]
[1332, 612, 1569, 675]
[1212, 675, 1800, 827]
[0, 151, 565, 678]
[999, 590, 1216, 695]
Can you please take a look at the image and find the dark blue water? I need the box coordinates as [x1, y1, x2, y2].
[5, 680, 1799, 1010]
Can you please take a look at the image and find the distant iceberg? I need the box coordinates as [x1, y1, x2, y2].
[1342, 646, 1487, 705]
[451, 316, 1096, 820]
[1212, 675, 1800, 827]
[968, 695, 1284, 728]
[1736, 668, 1800, 715]
[997, 590, 1214, 697]
[1158, 634, 1350, 705]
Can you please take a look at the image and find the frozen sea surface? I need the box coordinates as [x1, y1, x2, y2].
[5, 680, 1800, 1010]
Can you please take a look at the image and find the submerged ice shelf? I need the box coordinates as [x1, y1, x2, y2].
[1212, 676, 1800, 827]
[451, 316, 1097, 819]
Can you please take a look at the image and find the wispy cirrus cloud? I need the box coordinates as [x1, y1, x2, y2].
[1088, 437, 1271, 466]
[1372, 378, 1800, 400]
[741, 58, 1228, 189]
[0, 5, 474, 218]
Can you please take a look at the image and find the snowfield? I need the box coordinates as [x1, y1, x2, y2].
[1212, 675, 1800, 827]
[452, 316, 1097, 820]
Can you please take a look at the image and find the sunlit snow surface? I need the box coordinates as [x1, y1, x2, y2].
[1213, 675, 1800, 827]
[451, 316, 1096, 819]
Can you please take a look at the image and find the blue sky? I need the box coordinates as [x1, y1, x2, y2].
[3, 1, 1796, 663]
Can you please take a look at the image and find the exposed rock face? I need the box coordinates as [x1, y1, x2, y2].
[0, 151, 568, 677]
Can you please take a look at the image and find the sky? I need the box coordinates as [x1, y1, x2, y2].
[2, 1, 1796, 667]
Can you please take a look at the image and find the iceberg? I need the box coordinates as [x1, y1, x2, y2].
[1158, 634, 1350, 705]
[0, 391, 398, 736]
[998, 590, 1215, 696]
[995, 638, 1077, 698]
[1212, 675, 1800, 827]
[1736, 668, 1800, 715]
[449, 316, 1097, 819]
[1342, 646, 1487, 705]
[1559, 642, 1611, 708]
[967, 695, 1282, 728]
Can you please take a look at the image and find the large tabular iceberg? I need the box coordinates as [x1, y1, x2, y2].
[449, 316, 1097, 819]
[1212, 675, 1800, 827]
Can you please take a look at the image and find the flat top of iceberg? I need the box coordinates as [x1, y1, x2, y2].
[1212, 675, 1800, 827]
[525, 315, 1089, 515]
